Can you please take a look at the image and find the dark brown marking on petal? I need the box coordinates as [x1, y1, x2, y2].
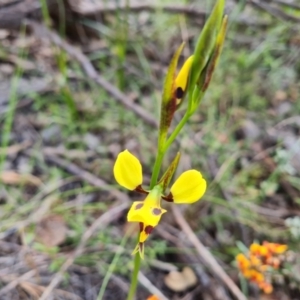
[135, 203, 143, 210]
[152, 208, 162, 216]
[176, 87, 184, 99]
[135, 185, 149, 195]
[163, 198, 173, 202]
[162, 193, 174, 202]
[139, 222, 144, 232]
[139, 242, 144, 253]
[144, 225, 153, 235]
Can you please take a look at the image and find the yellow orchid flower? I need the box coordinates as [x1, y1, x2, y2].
[175, 55, 194, 103]
[113, 149, 207, 258]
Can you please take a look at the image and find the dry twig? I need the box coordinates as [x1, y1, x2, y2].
[70, 1, 270, 27]
[138, 271, 168, 300]
[208, 155, 250, 245]
[70, 1, 207, 17]
[250, 0, 300, 22]
[39, 202, 129, 300]
[20, 281, 84, 300]
[172, 205, 247, 300]
[0, 0, 57, 29]
[156, 225, 232, 300]
[43, 152, 130, 203]
[0, 269, 36, 296]
[272, 0, 300, 10]
[24, 19, 157, 128]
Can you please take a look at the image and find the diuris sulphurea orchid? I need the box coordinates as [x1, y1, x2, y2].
[114, 149, 206, 258]
[123, 1, 228, 299]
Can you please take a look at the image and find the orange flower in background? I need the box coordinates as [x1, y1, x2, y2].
[146, 295, 160, 300]
[258, 281, 273, 294]
[263, 241, 288, 255]
[236, 253, 251, 271]
[250, 243, 268, 257]
[236, 241, 287, 294]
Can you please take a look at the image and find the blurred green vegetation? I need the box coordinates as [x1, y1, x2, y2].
[1, 0, 300, 298]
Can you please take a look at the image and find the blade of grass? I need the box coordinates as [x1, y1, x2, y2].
[0, 25, 26, 173]
[97, 233, 129, 300]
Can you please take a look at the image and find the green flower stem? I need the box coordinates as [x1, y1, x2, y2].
[127, 250, 141, 300]
[149, 149, 165, 189]
[126, 144, 164, 300]
[127, 138, 165, 300]
[127, 108, 191, 300]
[151, 110, 193, 189]
[163, 112, 191, 152]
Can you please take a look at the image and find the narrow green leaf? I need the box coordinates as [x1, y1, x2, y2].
[190, 85, 204, 114]
[189, 0, 225, 92]
[158, 152, 181, 192]
[193, 15, 227, 107]
[158, 43, 185, 149]
[202, 15, 228, 92]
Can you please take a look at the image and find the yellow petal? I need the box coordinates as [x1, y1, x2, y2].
[127, 201, 147, 223]
[138, 223, 154, 244]
[113, 150, 143, 190]
[139, 229, 149, 243]
[175, 55, 194, 99]
[170, 170, 206, 203]
[127, 200, 166, 227]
